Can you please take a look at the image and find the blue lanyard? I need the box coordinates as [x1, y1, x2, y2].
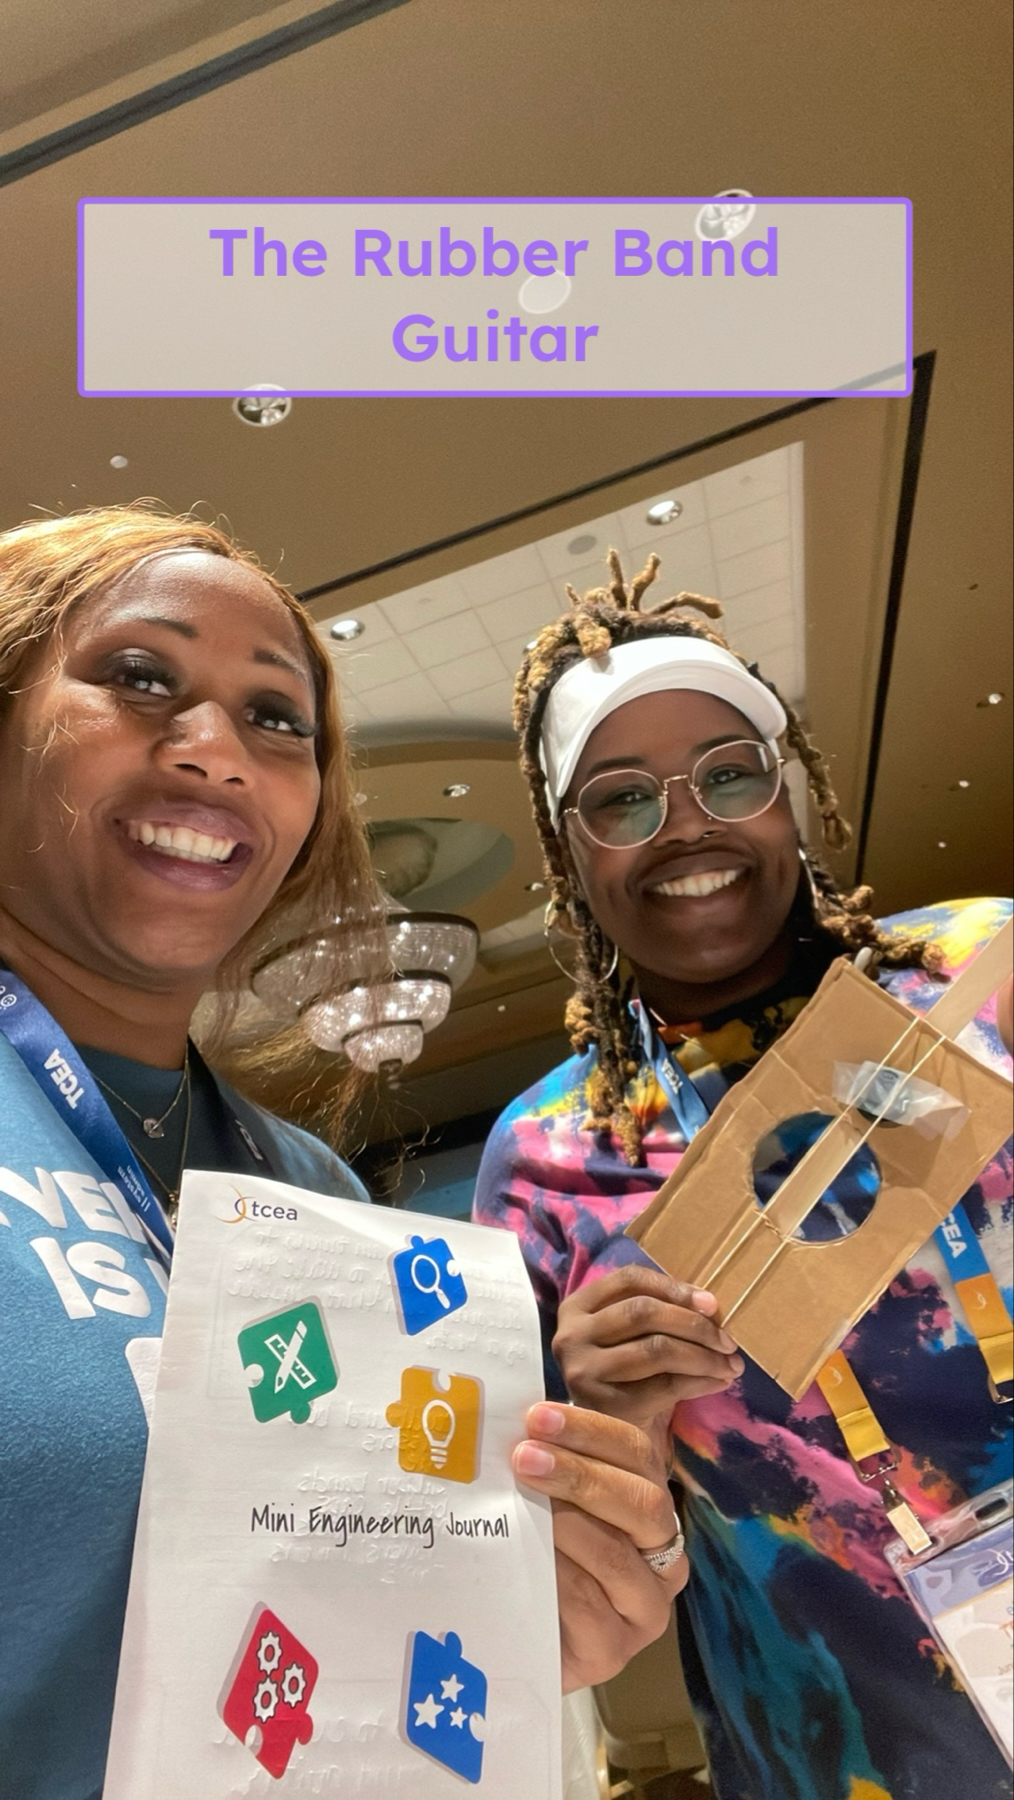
[933, 1205, 996, 1283]
[633, 998, 997, 1307]
[631, 998, 716, 1142]
[0, 965, 175, 1265]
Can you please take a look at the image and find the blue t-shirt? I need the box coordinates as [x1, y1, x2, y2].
[0, 1033, 368, 1800]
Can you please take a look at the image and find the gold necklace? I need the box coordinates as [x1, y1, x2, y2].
[102, 1057, 193, 1229]
[93, 1045, 191, 1139]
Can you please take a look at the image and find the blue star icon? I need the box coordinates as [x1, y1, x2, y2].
[404, 1630, 487, 1783]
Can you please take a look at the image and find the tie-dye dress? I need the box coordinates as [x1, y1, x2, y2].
[473, 898, 1013, 1800]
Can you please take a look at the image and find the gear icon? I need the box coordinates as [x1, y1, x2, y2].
[281, 1662, 307, 1708]
[257, 1630, 283, 1674]
[253, 1678, 279, 1722]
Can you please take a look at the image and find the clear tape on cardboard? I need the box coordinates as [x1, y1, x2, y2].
[832, 1061, 971, 1141]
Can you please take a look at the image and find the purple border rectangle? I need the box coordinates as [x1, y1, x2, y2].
[77, 197, 914, 400]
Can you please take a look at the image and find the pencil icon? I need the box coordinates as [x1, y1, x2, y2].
[274, 1320, 308, 1392]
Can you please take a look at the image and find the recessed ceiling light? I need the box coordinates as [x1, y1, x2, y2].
[232, 394, 292, 427]
[695, 191, 757, 243]
[937, 841, 948, 849]
[957, 779, 971, 789]
[646, 499, 683, 526]
[525, 638, 539, 652]
[443, 782, 471, 799]
[979, 692, 1005, 707]
[109, 455, 129, 469]
[354, 792, 368, 806]
[567, 533, 597, 556]
[525, 879, 546, 892]
[496, 1003, 507, 1013]
[330, 618, 364, 641]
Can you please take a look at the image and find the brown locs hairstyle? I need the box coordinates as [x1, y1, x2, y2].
[0, 504, 388, 1144]
[514, 549, 941, 1165]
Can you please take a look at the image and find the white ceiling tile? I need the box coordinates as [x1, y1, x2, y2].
[719, 578, 793, 631]
[334, 636, 421, 692]
[757, 645, 805, 704]
[635, 523, 718, 600]
[477, 580, 563, 644]
[336, 684, 373, 725]
[703, 446, 792, 519]
[363, 671, 452, 723]
[430, 646, 508, 700]
[729, 613, 795, 665]
[403, 608, 492, 669]
[537, 512, 624, 578]
[619, 479, 708, 549]
[708, 491, 791, 563]
[550, 554, 619, 598]
[445, 682, 514, 722]
[375, 571, 473, 635]
[457, 543, 547, 606]
[497, 632, 538, 677]
[716, 537, 791, 600]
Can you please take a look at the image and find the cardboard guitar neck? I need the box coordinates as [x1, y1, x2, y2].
[627, 919, 1013, 1398]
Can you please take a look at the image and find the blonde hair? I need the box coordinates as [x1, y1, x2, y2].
[0, 503, 386, 1144]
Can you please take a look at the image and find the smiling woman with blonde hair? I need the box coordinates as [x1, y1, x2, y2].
[0, 507, 688, 1800]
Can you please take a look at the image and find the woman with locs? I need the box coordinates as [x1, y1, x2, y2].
[474, 549, 1013, 1800]
[0, 509, 689, 1800]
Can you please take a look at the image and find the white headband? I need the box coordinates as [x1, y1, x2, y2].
[538, 636, 788, 825]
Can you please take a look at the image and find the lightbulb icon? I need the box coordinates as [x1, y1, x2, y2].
[421, 1399, 456, 1469]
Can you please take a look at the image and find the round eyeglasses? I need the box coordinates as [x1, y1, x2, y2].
[563, 740, 785, 849]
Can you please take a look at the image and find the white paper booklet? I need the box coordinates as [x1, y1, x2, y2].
[104, 1171, 562, 1798]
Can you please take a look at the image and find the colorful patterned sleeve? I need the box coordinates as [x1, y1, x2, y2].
[475, 895, 1013, 1800]
[473, 1047, 685, 1348]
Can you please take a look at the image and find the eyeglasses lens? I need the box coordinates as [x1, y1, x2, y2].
[578, 773, 666, 846]
[577, 742, 780, 846]
[694, 741, 780, 820]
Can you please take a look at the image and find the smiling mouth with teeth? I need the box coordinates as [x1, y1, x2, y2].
[651, 868, 743, 899]
[126, 822, 238, 865]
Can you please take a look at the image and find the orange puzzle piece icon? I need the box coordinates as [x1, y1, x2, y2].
[386, 1368, 483, 1484]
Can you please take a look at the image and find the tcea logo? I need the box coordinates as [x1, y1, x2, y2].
[220, 1188, 299, 1225]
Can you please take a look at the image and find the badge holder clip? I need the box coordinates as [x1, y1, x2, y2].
[886, 1480, 1014, 1770]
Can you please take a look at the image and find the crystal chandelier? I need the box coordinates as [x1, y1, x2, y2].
[252, 908, 478, 1074]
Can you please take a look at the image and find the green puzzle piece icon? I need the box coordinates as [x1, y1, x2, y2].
[237, 1302, 339, 1424]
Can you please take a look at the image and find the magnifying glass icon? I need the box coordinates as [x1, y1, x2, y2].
[410, 1253, 451, 1310]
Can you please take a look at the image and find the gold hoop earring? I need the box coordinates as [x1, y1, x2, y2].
[798, 844, 823, 911]
[543, 900, 619, 984]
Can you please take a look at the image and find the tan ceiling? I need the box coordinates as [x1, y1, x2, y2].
[0, 0, 1010, 1138]
[0, 0, 282, 128]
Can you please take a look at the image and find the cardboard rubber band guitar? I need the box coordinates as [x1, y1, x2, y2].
[628, 917, 1014, 1398]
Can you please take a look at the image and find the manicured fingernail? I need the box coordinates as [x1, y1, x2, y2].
[515, 1442, 555, 1476]
[529, 1402, 567, 1437]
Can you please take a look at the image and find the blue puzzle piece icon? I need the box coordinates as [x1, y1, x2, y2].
[404, 1630, 487, 1784]
[391, 1234, 468, 1336]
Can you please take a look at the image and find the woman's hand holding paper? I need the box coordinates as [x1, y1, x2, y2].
[513, 1401, 688, 1692]
[551, 1264, 745, 1430]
